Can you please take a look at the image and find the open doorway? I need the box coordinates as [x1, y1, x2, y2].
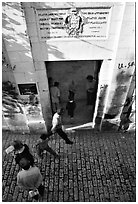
[45, 60, 102, 127]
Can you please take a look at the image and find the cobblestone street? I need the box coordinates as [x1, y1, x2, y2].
[2, 129, 136, 202]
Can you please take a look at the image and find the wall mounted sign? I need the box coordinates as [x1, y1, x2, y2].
[36, 7, 112, 40]
[18, 83, 38, 95]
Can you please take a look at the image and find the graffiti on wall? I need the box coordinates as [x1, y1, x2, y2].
[118, 61, 135, 70]
[106, 60, 135, 118]
[116, 61, 135, 84]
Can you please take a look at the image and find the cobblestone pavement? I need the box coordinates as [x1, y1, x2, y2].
[2, 129, 136, 202]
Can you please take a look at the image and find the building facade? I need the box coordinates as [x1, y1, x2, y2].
[2, 2, 135, 132]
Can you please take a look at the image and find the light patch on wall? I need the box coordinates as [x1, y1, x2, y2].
[25, 52, 32, 58]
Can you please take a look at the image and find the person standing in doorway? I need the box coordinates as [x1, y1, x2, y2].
[68, 80, 76, 100]
[51, 108, 73, 144]
[48, 77, 53, 88]
[66, 96, 76, 119]
[86, 75, 96, 105]
[50, 82, 60, 114]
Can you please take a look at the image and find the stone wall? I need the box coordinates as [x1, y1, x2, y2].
[2, 2, 135, 131]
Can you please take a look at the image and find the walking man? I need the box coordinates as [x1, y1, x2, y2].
[36, 133, 60, 159]
[17, 158, 44, 200]
[51, 108, 73, 144]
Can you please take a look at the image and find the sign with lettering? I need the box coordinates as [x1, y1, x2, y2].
[36, 7, 112, 40]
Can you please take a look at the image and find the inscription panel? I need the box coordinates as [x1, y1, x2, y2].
[36, 7, 112, 40]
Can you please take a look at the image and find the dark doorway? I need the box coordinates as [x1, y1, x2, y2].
[46, 60, 102, 127]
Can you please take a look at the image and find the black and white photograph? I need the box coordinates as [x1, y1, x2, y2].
[2, 1, 136, 202]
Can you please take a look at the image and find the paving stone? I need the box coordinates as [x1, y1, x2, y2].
[89, 195, 95, 202]
[2, 130, 136, 202]
[63, 190, 69, 202]
[74, 187, 79, 201]
[79, 190, 84, 202]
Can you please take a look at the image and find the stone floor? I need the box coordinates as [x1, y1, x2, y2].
[2, 129, 136, 202]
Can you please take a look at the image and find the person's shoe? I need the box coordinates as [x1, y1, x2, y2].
[33, 194, 39, 200]
[128, 119, 133, 123]
[38, 185, 45, 197]
[66, 140, 73, 145]
[123, 130, 128, 133]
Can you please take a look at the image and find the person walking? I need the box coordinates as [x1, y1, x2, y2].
[17, 158, 44, 200]
[51, 108, 73, 144]
[5, 140, 34, 167]
[36, 133, 60, 159]
[86, 75, 96, 105]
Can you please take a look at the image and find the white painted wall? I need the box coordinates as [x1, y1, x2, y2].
[105, 2, 135, 119]
[2, 2, 47, 131]
[2, 2, 35, 86]
[3, 2, 135, 130]
[22, 2, 125, 127]
[24, 2, 125, 62]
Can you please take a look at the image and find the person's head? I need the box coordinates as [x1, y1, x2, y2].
[71, 8, 78, 15]
[86, 75, 93, 82]
[54, 82, 59, 87]
[57, 108, 64, 115]
[40, 133, 48, 140]
[19, 158, 31, 170]
[12, 140, 23, 151]
[48, 77, 53, 86]
[71, 80, 75, 85]
[126, 97, 131, 103]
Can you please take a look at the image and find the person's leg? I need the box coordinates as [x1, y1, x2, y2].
[33, 194, 39, 200]
[68, 110, 72, 118]
[38, 184, 45, 197]
[45, 144, 60, 158]
[55, 103, 58, 112]
[87, 91, 92, 105]
[87, 91, 89, 105]
[72, 108, 75, 117]
[69, 91, 74, 100]
[70, 109, 74, 118]
[52, 103, 56, 113]
[123, 119, 130, 132]
[118, 120, 123, 131]
[36, 145, 43, 158]
[56, 128, 73, 144]
[89, 92, 93, 105]
[57, 102, 60, 110]
[46, 130, 53, 137]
